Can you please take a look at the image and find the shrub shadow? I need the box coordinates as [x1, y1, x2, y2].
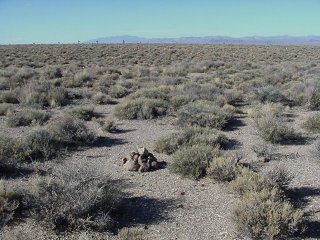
[287, 186, 320, 208]
[224, 116, 246, 132]
[0, 165, 35, 179]
[93, 136, 128, 147]
[119, 196, 177, 227]
[304, 220, 320, 238]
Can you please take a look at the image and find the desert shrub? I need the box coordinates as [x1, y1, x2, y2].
[100, 119, 117, 133]
[170, 145, 220, 180]
[23, 128, 55, 160]
[177, 101, 233, 129]
[251, 144, 274, 162]
[47, 87, 68, 107]
[129, 88, 169, 101]
[74, 69, 92, 82]
[254, 114, 297, 143]
[171, 95, 192, 110]
[42, 65, 63, 79]
[154, 127, 229, 155]
[0, 91, 19, 104]
[91, 92, 111, 105]
[0, 136, 25, 167]
[0, 104, 14, 116]
[109, 85, 130, 98]
[30, 165, 121, 232]
[67, 106, 95, 121]
[265, 166, 293, 190]
[230, 168, 276, 195]
[309, 92, 320, 110]
[233, 188, 304, 239]
[248, 102, 284, 119]
[207, 155, 240, 182]
[7, 110, 51, 127]
[117, 227, 146, 240]
[47, 116, 96, 146]
[251, 85, 287, 103]
[114, 98, 168, 120]
[303, 113, 320, 132]
[0, 181, 20, 228]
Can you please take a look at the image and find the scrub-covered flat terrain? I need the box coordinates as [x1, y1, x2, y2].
[0, 44, 320, 239]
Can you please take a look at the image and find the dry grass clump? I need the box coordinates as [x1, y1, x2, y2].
[114, 98, 168, 120]
[29, 165, 121, 232]
[66, 106, 95, 121]
[117, 227, 146, 240]
[309, 92, 320, 110]
[128, 88, 169, 101]
[303, 113, 320, 132]
[250, 85, 287, 104]
[249, 103, 298, 143]
[230, 167, 304, 239]
[42, 65, 63, 80]
[170, 145, 220, 180]
[0, 136, 22, 167]
[233, 188, 304, 239]
[7, 110, 51, 127]
[154, 127, 229, 155]
[177, 101, 234, 130]
[207, 155, 240, 182]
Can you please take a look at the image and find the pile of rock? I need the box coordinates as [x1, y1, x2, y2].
[122, 147, 159, 172]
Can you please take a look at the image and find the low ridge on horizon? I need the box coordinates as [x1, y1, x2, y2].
[87, 35, 320, 45]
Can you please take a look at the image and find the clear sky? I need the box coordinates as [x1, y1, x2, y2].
[0, 0, 320, 44]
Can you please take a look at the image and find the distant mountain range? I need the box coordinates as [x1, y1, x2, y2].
[87, 35, 320, 45]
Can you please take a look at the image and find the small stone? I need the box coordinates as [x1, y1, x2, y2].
[175, 191, 185, 196]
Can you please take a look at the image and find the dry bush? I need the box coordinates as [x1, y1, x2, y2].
[67, 106, 95, 121]
[265, 166, 294, 190]
[0, 104, 14, 116]
[0, 91, 19, 104]
[0, 136, 22, 167]
[0, 181, 20, 228]
[177, 101, 234, 129]
[207, 155, 240, 182]
[117, 227, 146, 240]
[311, 138, 320, 159]
[29, 165, 121, 232]
[42, 65, 63, 80]
[303, 113, 320, 132]
[233, 188, 304, 239]
[128, 88, 169, 101]
[91, 92, 111, 105]
[250, 85, 287, 103]
[109, 85, 130, 98]
[309, 92, 320, 110]
[114, 98, 168, 120]
[154, 127, 229, 155]
[170, 145, 220, 180]
[250, 103, 298, 143]
[100, 119, 118, 133]
[7, 110, 51, 127]
[46, 116, 96, 146]
[229, 168, 276, 195]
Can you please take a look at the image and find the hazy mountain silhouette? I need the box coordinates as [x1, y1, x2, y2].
[87, 35, 320, 45]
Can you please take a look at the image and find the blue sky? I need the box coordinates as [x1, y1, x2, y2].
[0, 0, 320, 44]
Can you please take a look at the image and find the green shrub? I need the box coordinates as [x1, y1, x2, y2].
[233, 188, 304, 239]
[114, 98, 168, 120]
[177, 101, 233, 129]
[67, 106, 95, 121]
[47, 116, 96, 146]
[170, 145, 220, 180]
[7, 110, 51, 127]
[30, 166, 121, 232]
[117, 227, 146, 240]
[154, 127, 229, 155]
[303, 113, 320, 132]
[207, 155, 240, 182]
